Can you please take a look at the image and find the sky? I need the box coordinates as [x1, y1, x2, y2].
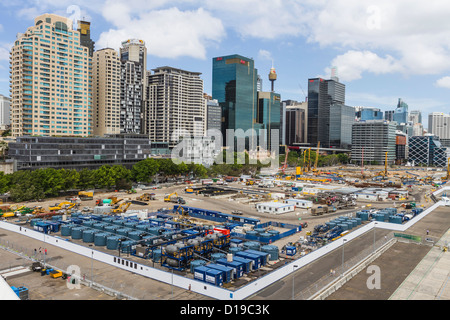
[1, 0, 450, 130]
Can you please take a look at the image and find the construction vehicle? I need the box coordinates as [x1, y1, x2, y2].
[78, 191, 94, 201]
[49, 202, 77, 212]
[164, 192, 185, 204]
[136, 193, 156, 201]
[108, 196, 123, 205]
[111, 201, 131, 214]
[246, 180, 255, 186]
[49, 270, 63, 279]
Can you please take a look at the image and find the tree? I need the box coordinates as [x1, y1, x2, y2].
[77, 168, 96, 190]
[157, 159, 179, 177]
[60, 169, 80, 192]
[131, 158, 160, 183]
[0, 172, 10, 194]
[110, 165, 131, 188]
[93, 165, 117, 189]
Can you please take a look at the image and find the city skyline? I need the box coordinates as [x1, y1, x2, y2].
[2, 1, 450, 130]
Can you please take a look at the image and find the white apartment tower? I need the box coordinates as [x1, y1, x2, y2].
[119, 39, 147, 134]
[93, 48, 121, 136]
[428, 112, 450, 139]
[9, 14, 92, 137]
[0, 94, 11, 127]
[145, 67, 205, 146]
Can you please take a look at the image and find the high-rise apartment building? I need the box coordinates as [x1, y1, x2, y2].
[93, 48, 121, 136]
[351, 120, 397, 165]
[206, 99, 222, 133]
[307, 77, 345, 147]
[428, 112, 450, 140]
[0, 94, 11, 127]
[120, 39, 147, 134]
[212, 54, 260, 149]
[145, 66, 205, 146]
[10, 14, 92, 137]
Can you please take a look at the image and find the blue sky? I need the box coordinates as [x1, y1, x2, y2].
[1, 0, 450, 129]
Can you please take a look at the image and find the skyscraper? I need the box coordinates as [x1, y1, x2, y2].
[351, 120, 397, 165]
[77, 20, 95, 57]
[284, 100, 308, 146]
[428, 112, 450, 139]
[145, 66, 205, 147]
[393, 98, 409, 124]
[0, 94, 10, 127]
[93, 48, 121, 136]
[307, 77, 345, 147]
[120, 39, 147, 134]
[10, 13, 92, 137]
[212, 54, 260, 149]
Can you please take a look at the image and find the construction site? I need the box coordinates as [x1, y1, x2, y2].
[0, 155, 449, 300]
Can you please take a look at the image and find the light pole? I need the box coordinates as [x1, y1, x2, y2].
[341, 239, 347, 277]
[292, 264, 298, 300]
[373, 222, 378, 253]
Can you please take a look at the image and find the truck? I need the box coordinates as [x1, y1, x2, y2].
[78, 191, 94, 201]
[201, 179, 213, 186]
[164, 192, 186, 204]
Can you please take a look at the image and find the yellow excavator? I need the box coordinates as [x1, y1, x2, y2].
[164, 192, 178, 202]
[111, 201, 131, 214]
[49, 202, 77, 211]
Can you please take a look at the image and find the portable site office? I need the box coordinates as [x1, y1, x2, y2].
[255, 202, 295, 214]
[283, 199, 313, 209]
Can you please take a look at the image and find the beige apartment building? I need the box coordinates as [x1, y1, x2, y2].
[9, 14, 92, 137]
[145, 66, 206, 147]
[93, 48, 121, 136]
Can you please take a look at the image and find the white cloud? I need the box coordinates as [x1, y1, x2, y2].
[258, 49, 272, 61]
[306, 0, 450, 80]
[97, 7, 225, 59]
[324, 50, 403, 82]
[0, 43, 12, 61]
[435, 76, 450, 89]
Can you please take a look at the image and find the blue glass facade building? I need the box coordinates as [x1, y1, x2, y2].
[212, 55, 261, 149]
[393, 98, 409, 124]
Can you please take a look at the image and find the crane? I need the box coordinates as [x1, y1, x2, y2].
[307, 148, 311, 172]
[384, 151, 388, 178]
[313, 141, 320, 172]
[444, 157, 450, 181]
[279, 145, 289, 174]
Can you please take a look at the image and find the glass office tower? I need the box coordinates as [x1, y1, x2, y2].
[212, 54, 260, 149]
[393, 98, 409, 124]
[307, 78, 345, 147]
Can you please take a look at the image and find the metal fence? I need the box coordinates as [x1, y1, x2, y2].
[294, 231, 396, 300]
